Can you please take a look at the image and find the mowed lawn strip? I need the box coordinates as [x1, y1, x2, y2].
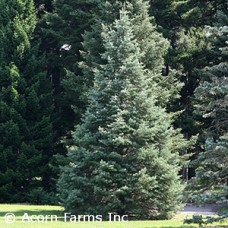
[0, 204, 227, 228]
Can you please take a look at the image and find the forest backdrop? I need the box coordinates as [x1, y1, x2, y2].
[0, 0, 227, 219]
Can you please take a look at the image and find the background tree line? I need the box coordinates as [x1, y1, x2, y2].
[0, 0, 227, 218]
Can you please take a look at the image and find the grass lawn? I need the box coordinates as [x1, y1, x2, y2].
[0, 204, 227, 228]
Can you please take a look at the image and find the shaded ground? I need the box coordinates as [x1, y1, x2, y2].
[181, 204, 219, 215]
[178, 204, 228, 228]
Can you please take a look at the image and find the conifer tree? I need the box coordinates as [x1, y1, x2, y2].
[0, 0, 54, 203]
[149, 0, 225, 180]
[21, 46, 55, 203]
[42, 0, 99, 134]
[58, 8, 190, 219]
[65, 0, 182, 118]
[188, 5, 228, 205]
[43, 1, 183, 165]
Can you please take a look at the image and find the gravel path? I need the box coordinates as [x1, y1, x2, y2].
[180, 204, 222, 215]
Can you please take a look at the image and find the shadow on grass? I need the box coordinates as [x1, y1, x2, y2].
[0, 210, 70, 224]
[0, 209, 62, 215]
[0, 209, 65, 220]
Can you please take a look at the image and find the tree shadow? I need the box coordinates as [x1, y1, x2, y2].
[0, 209, 65, 221]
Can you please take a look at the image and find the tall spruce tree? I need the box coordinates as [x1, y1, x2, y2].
[0, 0, 54, 203]
[51, 0, 184, 178]
[58, 8, 191, 219]
[65, 0, 182, 120]
[188, 6, 228, 205]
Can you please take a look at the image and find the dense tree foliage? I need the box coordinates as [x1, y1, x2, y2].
[65, 0, 182, 122]
[150, 0, 227, 180]
[0, 0, 226, 216]
[57, 5, 192, 219]
[188, 5, 228, 205]
[0, 0, 54, 203]
[42, 0, 99, 134]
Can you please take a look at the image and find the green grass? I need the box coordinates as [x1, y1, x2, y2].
[0, 204, 227, 228]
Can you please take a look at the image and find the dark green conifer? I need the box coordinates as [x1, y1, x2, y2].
[0, 0, 54, 203]
[189, 5, 228, 205]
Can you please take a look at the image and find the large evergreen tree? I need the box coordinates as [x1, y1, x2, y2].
[53, 0, 183, 119]
[49, 0, 184, 177]
[149, 0, 226, 180]
[42, 0, 99, 137]
[65, 0, 182, 121]
[58, 8, 191, 219]
[32, 1, 104, 169]
[0, 0, 54, 203]
[188, 5, 228, 205]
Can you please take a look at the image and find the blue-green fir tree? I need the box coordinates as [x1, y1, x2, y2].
[70, 0, 182, 107]
[189, 5, 228, 206]
[58, 8, 191, 219]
